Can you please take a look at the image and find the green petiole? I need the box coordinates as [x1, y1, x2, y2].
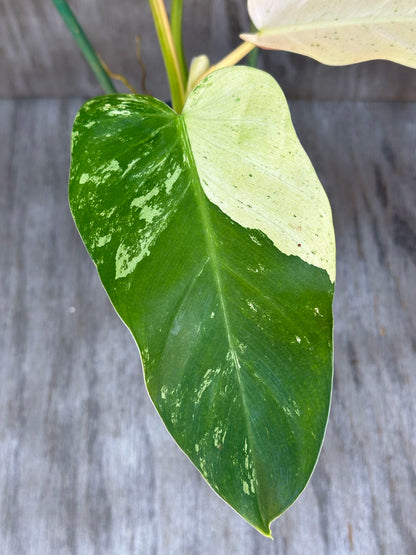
[52, 0, 117, 95]
[148, 0, 186, 112]
[170, 0, 188, 84]
[247, 22, 259, 68]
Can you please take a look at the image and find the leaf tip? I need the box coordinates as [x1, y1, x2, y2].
[256, 522, 273, 539]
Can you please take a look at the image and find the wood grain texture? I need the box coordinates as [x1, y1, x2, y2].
[1, 0, 416, 100]
[0, 98, 415, 554]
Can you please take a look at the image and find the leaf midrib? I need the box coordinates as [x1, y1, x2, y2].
[178, 114, 270, 533]
[178, 118, 241, 372]
[257, 14, 416, 38]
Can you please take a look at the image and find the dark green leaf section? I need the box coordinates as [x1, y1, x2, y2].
[69, 94, 333, 535]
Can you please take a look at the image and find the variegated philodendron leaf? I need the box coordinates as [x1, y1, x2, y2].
[69, 66, 335, 536]
[242, 0, 416, 68]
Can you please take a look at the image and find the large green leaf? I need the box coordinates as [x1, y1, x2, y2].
[242, 0, 416, 68]
[69, 66, 335, 536]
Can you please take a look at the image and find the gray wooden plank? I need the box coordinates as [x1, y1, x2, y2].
[1, 0, 416, 100]
[0, 98, 415, 554]
[290, 101, 416, 555]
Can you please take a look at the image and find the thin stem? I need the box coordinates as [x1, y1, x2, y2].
[99, 56, 138, 94]
[247, 47, 259, 68]
[170, 0, 188, 83]
[247, 22, 259, 68]
[148, 0, 185, 112]
[136, 36, 152, 96]
[52, 0, 117, 94]
[200, 41, 256, 82]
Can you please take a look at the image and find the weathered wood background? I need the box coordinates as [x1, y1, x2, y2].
[1, 0, 416, 554]
[1, 0, 416, 100]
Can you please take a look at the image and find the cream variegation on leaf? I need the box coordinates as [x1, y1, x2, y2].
[241, 0, 416, 68]
[69, 67, 335, 536]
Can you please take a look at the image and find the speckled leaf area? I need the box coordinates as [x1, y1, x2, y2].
[243, 0, 416, 68]
[69, 72, 334, 536]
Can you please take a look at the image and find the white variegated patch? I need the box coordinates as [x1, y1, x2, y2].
[182, 67, 336, 282]
[242, 0, 416, 68]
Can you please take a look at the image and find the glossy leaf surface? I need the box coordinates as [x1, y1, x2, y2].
[242, 0, 416, 68]
[69, 67, 335, 535]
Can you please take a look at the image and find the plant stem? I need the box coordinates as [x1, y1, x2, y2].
[99, 56, 138, 94]
[247, 23, 259, 68]
[52, 0, 117, 94]
[148, 0, 185, 112]
[170, 0, 188, 83]
[247, 47, 259, 68]
[203, 42, 256, 78]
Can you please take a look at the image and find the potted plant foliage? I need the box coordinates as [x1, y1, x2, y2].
[53, 0, 416, 536]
